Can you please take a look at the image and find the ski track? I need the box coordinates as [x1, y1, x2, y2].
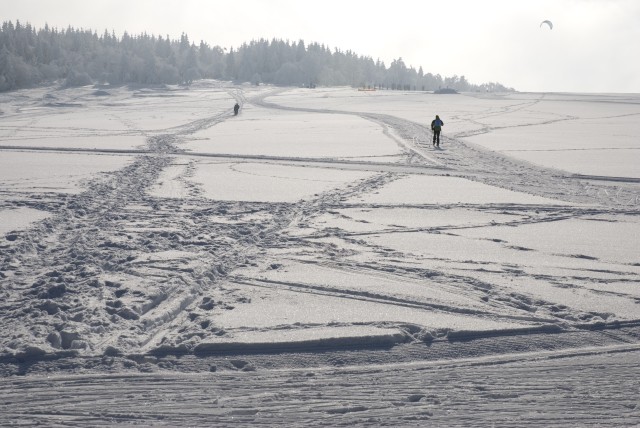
[255, 92, 639, 207]
[0, 347, 638, 426]
[1, 85, 639, 425]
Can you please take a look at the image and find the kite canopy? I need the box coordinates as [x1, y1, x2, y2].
[540, 20, 553, 30]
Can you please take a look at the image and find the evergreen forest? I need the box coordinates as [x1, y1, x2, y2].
[0, 20, 514, 92]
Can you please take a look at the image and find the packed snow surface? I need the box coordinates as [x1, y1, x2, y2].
[0, 82, 638, 426]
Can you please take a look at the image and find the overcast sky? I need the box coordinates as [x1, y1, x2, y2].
[3, 0, 639, 93]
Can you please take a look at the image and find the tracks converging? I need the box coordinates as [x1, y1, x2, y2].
[0, 86, 639, 372]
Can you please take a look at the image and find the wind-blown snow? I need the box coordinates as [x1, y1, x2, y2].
[0, 151, 132, 193]
[185, 109, 403, 159]
[185, 162, 373, 203]
[0, 207, 50, 235]
[350, 174, 568, 205]
[0, 82, 638, 426]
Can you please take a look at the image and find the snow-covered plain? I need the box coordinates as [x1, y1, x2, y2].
[0, 81, 639, 426]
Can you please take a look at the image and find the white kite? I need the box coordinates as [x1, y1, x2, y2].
[540, 20, 553, 30]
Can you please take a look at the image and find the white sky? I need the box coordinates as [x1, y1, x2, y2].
[3, 0, 640, 93]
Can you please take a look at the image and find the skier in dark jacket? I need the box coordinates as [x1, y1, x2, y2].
[233, 102, 240, 115]
[431, 115, 444, 147]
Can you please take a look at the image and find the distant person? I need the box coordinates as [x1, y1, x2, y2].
[233, 102, 240, 116]
[431, 115, 444, 147]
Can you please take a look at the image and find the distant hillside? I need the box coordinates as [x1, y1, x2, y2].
[0, 20, 514, 92]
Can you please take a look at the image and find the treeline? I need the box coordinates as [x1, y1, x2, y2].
[0, 20, 514, 92]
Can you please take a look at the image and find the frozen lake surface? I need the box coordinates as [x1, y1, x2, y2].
[0, 82, 639, 426]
